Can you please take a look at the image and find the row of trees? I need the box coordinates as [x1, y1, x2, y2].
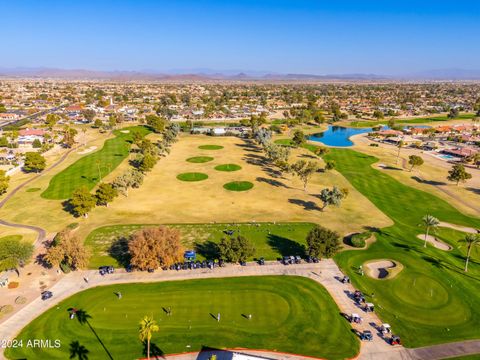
[127, 223, 340, 272]
[66, 123, 180, 218]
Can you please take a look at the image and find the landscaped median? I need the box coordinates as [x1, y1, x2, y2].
[5, 276, 359, 360]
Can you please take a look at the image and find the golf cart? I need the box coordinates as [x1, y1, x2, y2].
[99, 265, 114, 275]
[353, 290, 365, 304]
[282, 256, 291, 265]
[341, 275, 350, 284]
[364, 302, 375, 312]
[294, 256, 302, 264]
[360, 330, 373, 341]
[389, 335, 402, 346]
[258, 257, 265, 265]
[350, 313, 362, 324]
[41, 291, 53, 301]
[381, 323, 391, 335]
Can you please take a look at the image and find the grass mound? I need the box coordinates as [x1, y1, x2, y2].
[41, 126, 151, 200]
[223, 181, 254, 191]
[186, 156, 214, 163]
[198, 145, 224, 150]
[26, 187, 41, 192]
[176, 172, 209, 182]
[214, 164, 242, 172]
[5, 277, 358, 360]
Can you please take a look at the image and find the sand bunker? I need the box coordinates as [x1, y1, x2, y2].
[365, 260, 402, 279]
[417, 234, 452, 251]
[120, 130, 130, 133]
[78, 146, 97, 154]
[439, 222, 478, 234]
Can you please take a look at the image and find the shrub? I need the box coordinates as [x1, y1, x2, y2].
[349, 231, 372, 248]
[0, 305, 14, 319]
[15, 296, 27, 304]
[7, 281, 19, 289]
[60, 262, 72, 273]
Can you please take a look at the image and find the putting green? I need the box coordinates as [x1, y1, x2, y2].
[176, 172, 209, 182]
[198, 145, 224, 150]
[5, 277, 358, 360]
[186, 156, 214, 163]
[41, 126, 151, 200]
[214, 164, 242, 172]
[223, 181, 254, 191]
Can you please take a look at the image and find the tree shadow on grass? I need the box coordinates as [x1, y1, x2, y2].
[288, 198, 322, 211]
[75, 309, 113, 360]
[142, 341, 164, 359]
[466, 187, 480, 195]
[195, 241, 220, 259]
[108, 237, 131, 267]
[411, 176, 447, 186]
[256, 177, 289, 188]
[421, 255, 480, 282]
[69, 341, 90, 360]
[267, 234, 305, 257]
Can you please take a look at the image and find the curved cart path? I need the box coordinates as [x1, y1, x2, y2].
[0, 146, 77, 243]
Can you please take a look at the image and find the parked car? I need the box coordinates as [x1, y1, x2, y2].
[41, 291, 53, 301]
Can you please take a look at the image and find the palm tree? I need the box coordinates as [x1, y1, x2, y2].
[396, 140, 404, 165]
[420, 214, 440, 248]
[459, 233, 480, 272]
[139, 315, 159, 360]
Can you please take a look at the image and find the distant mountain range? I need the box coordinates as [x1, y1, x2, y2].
[1, 67, 480, 81]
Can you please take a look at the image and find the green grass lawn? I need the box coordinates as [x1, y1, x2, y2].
[214, 164, 242, 172]
[5, 276, 358, 360]
[85, 222, 315, 268]
[176, 172, 209, 182]
[198, 145, 224, 150]
[321, 148, 480, 347]
[348, 113, 476, 128]
[186, 156, 214, 163]
[223, 181, 254, 191]
[41, 126, 151, 200]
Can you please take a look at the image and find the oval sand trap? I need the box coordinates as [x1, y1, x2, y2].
[365, 260, 403, 279]
[417, 234, 452, 251]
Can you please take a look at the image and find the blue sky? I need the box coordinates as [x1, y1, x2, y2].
[1, 0, 479, 74]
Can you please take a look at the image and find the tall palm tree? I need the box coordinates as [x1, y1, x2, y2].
[139, 315, 159, 360]
[396, 140, 404, 165]
[420, 215, 440, 248]
[459, 233, 480, 272]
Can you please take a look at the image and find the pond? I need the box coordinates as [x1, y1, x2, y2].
[309, 126, 376, 147]
[309, 125, 430, 147]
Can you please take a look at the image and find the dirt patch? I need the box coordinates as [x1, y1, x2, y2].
[417, 234, 452, 251]
[365, 259, 403, 279]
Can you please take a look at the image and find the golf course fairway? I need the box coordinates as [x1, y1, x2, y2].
[6, 276, 358, 360]
[324, 148, 480, 347]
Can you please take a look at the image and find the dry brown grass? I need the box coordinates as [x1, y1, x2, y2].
[0, 132, 392, 240]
